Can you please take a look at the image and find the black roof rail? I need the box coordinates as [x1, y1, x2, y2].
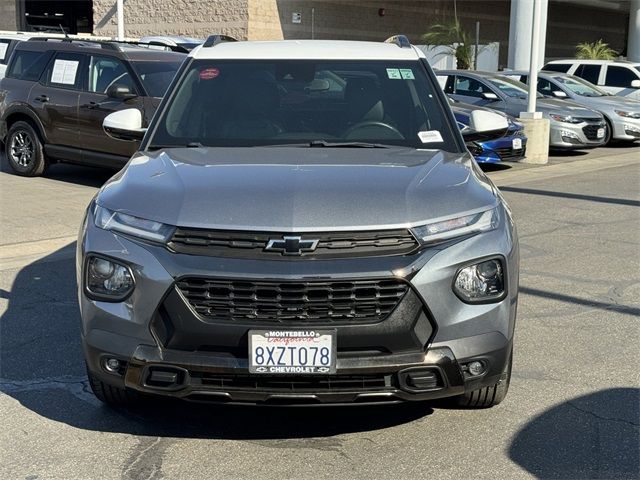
[202, 34, 237, 48]
[28, 37, 119, 50]
[384, 35, 411, 48]
[111, 40, 189, 53]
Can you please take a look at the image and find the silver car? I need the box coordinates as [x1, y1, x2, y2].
[437, 70, 607, 149]
[77, 36, 518, 408]
[505, 71, 640, 143]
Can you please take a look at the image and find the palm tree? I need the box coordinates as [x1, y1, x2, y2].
[575, 39, 617, 60]
[422, 19, 474, 70]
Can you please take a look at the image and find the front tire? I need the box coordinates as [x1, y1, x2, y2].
[451, 350, 512, 408]
[5, 121, 47, 177]
[87, 368, 139, 406]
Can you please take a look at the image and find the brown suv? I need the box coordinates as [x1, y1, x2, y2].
[0, 38, 185, 176]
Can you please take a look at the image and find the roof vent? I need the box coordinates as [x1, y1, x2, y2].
[203, 35, 237, 48]
[384, 35, 411, 48]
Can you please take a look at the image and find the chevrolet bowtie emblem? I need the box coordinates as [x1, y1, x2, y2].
[265, 236, 319, 255]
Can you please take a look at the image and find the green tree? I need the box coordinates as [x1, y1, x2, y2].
[575, 39, 617, 60]
[422, 19, 474, 70]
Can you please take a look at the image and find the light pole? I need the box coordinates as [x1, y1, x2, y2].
[519, 0, 550, 164]
[117, 0, 125, 41]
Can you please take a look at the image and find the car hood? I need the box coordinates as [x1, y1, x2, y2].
[573, 94, 640, 109]
[97, 147, 499, 232]
[535, 98, 602, 117]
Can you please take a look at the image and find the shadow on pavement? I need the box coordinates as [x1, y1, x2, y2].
[509, 387, 640, 479]
[0, 244, 433, 440]
[0, 154, 115, 189]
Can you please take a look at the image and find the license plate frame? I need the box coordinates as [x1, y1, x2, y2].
[512, 138, 523, 150]
[248, 329, 337, 374]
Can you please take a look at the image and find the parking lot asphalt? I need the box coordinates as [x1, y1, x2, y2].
[1, 146, 639, 480]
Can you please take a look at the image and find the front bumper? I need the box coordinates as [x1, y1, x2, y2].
[549, 118, 607, 149]
[78, 203, 519, 405]
[610, 116, 640, 141]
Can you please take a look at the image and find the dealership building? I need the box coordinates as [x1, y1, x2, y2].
[0, 0, 638, 67]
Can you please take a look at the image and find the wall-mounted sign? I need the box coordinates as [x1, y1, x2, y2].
[292, 12, 302, 24]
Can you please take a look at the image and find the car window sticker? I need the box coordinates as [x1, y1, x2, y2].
[51, 59, 80, 85]
[386, 68, 401, 79]
[199, 67, 219, 80]
[418, 130, 444, 143]
[399, 68, 415, 80]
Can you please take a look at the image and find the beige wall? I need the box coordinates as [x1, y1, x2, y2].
[93, 0, 250, 39]
[91, 0, 629, 67]
[0, 0, 19, 31]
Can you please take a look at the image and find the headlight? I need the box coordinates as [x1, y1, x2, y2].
[549, 114, 582, 124]
[85, 255, 134, 301]
[454, 258, 505, 303]
[94, 205, 175, 243]
[411, 207, 499, 245]
[615, 110, 640, 119]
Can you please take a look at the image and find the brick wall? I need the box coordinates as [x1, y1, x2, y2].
[93, 0, 250, 39]
[0, 0, 19, 31]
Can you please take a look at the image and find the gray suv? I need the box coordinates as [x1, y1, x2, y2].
[78, 36, 519, 408]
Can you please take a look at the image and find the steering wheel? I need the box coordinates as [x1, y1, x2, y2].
[344, 121, 404, 140]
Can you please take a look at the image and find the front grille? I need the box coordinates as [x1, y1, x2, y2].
[190, 373, 389, 391]
[493, 146, 526, 160]
[176, 278, 410, 323]
[582, 123, 604, 140]
[168, 228, 419, 259]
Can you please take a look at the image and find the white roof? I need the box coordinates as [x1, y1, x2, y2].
[546, 59, 640, 68]
[191, 40, 425, 61]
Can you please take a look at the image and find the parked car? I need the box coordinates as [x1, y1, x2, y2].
[451, 100, 527, 163]
[78, 35, 519, 408]
[139, 35, 203, 52]
[0, 37, 186, 176]
[504, 70, 640, 143]
[0, 32, 36, 78]
[436, 70, 606, 149]
[542, 60, 640, 101]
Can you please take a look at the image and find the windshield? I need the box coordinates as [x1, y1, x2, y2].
[553, 75, 608, 97]
[148, 59, 458, 150]
[130, 59, 183, 97]
[488, 76, 542, 99]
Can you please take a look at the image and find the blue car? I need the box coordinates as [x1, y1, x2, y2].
[451, 101, 527, 163]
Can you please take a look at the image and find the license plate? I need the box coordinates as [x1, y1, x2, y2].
[512, 138, 523, 149]
[597, 128, 605, 139]
[249, 330, 336, 374]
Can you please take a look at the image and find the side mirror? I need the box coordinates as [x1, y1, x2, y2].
[631, 79, 640, 89]
[461, 110, 509, 142]
[482, 92, 499, 101]
[103, 108, 146, 141]
[106, 83, 138, 100]
[552, 90, 568, 98]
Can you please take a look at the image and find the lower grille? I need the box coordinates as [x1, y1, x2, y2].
[582, 124, 605, 140]
[493, 146, 526, 160]
[191, 373, 389, 391]
[176, 278, 410, 323]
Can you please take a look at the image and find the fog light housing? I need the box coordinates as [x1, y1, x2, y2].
[85, 255, 134, 301]
[468, 361, 485, 376]
[104, 358, 121, 373]
[454, 258, 505, 303]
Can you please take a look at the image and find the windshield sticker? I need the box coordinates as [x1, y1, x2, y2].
[386, 68, 402, 80]
[418, 130, 444, 143]
[199, 68, 220, 80]
[399, 69, 415, 80]
[51, 59, 79, 85]
[0, 43, 8, 61]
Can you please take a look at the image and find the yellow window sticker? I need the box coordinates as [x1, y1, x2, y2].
[399, 69, 415, 80]
[386, 68, 402, 80]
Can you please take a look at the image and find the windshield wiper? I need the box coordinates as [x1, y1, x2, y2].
[308, 140, 394, 148]
[147, 142, 203, 151]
